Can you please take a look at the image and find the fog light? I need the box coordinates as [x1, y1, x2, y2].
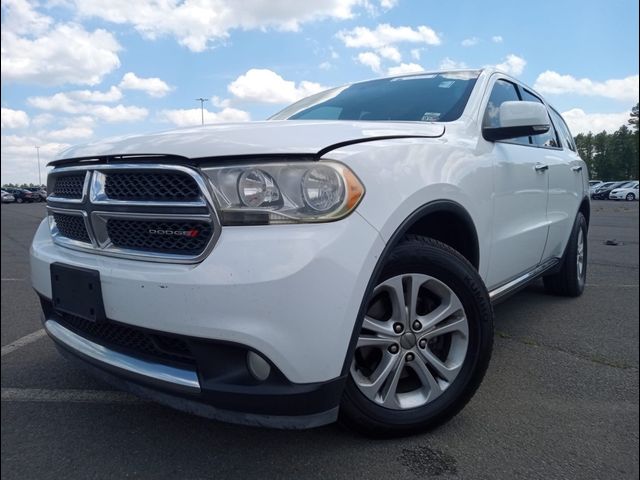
[247, 351, 271, 381]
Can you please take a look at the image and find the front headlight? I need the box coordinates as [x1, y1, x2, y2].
[202, 161, 364, 225]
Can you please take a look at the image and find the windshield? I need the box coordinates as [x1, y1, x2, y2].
[270, 71, 480, 122]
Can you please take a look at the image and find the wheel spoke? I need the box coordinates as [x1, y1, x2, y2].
[353, 352, 401, 402]
[411, 358, 442, 400]
[406, 275, 424, 325]
[420, 293, 464, 331]
[357, 335, 395, 348]
[379, 356, 406, 408]
[421, 316, 468, 340]
[362, 315, 395, 337]
[418, 347, 462, 383]
[380, 276, 408, 324]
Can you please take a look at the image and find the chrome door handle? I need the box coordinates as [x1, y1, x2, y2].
[535, 164, 549, 172]
[572, 166, 583, 172]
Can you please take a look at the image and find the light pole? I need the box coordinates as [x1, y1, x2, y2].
[195, 98, 208, 126]
[35, 145, 42, 186]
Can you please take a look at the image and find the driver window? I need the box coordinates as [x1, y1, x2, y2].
[483, 79, 529, 145]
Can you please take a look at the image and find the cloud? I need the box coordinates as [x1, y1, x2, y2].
[227, 69, 328, 104]
[491, 35, 503, 43]
[560, 108, 631, 135]
[159, 108, 250, 126]
[42, 126, 94, 141]
[1, 108, 30, 129]
[337, 24, 441, 49]
[71, 0, 368, 52]
[534, 71, 639, 103]
[1, 22, 121, 86]
[378, 46, 402, 63]
[1, 0, 52, 35]
[439, 57, 468, 70]
[387, 63, 425, 76]
[461, 37, 479, 47]
[379, 0, 399, 8]
[28, 93, 148, 122]
[491, 54, 526, 76]
[357, 52, 382, 73]
[119, 72, 172, 97]
[410, 48, 422, 61]
[1, 134, 69, 184]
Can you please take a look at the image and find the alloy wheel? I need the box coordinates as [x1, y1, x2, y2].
[350, 274, 469, 410]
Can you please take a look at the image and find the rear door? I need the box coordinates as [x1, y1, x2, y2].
[484, 78, 550, 288]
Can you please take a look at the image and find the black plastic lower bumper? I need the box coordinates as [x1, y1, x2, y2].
[40, 297, 345, 429]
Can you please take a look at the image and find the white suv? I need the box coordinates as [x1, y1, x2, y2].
[31, 69, 589, 435]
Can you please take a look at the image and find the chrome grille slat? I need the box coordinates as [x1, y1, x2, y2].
[46, 163, 221, 263]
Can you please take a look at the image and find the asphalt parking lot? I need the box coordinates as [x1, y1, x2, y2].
[1, 201, 638, 480]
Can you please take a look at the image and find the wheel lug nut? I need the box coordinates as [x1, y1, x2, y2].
[418, 339, 427, 349]
[406, 353, 415, 361]
[412, 320, 422, 331]
[388, 344, 399, 354]
[393, 323, 404, 334]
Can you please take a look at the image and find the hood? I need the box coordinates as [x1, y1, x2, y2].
[53, 120, 444, 164]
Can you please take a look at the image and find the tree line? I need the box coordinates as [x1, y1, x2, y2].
[574, 103, 639, 181]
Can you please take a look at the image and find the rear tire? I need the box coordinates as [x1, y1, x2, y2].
[340, 236, 493, 437]
[543, 212, 587, 297]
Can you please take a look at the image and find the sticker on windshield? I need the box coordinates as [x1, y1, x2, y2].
[438, 80, 455, 88]
[421, 112, 441, 122]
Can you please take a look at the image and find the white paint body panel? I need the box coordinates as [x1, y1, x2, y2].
[31, 214, 384, 383]
[58, 120, 444, 159]
[31, 68, 589, 384]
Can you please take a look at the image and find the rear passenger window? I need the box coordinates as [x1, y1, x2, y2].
[549, 109, 577, 152]
[520, 90, 559, 148]
[483, 79, 529, 145]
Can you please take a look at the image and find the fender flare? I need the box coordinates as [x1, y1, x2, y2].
[339, 199, 479, 376]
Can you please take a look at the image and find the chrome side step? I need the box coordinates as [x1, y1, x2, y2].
[489, 258, 560, 303]
[44, 319, 201, 393]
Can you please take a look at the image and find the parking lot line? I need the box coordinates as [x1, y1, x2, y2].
[1, 388, 146, 404]
[1, 329, 47, 357]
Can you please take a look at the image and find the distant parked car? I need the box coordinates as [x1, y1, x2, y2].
[609, 181, 639, 201]
[591, 181, 627, 200]
[3, 188, 37, 203]
[588, 180, 603, 195]
[25, 187, 47, 202]
[1, 190, 16, 203]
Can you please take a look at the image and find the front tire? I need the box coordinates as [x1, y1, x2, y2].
[626, 193, 635, 201]
[543, 212, 588, 297]
[340, 236, 493, 436]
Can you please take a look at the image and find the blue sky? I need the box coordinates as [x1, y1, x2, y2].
[1, 0, 638, 183]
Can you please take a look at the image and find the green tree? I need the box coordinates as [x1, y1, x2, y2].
[629, 103, 639, 132]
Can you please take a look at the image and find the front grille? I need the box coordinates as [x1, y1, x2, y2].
[107, 219, 212, 254]
[52, 213, 90, 243]
[104, 172, 201, 202]
[56, 312, 195, 365]
[53, 174, 85, 199]
[47, 164, 218, 262]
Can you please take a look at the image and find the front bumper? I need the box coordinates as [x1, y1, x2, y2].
[32, 212, 385, 425]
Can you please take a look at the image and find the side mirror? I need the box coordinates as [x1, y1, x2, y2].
[483, 101, 550, 142]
